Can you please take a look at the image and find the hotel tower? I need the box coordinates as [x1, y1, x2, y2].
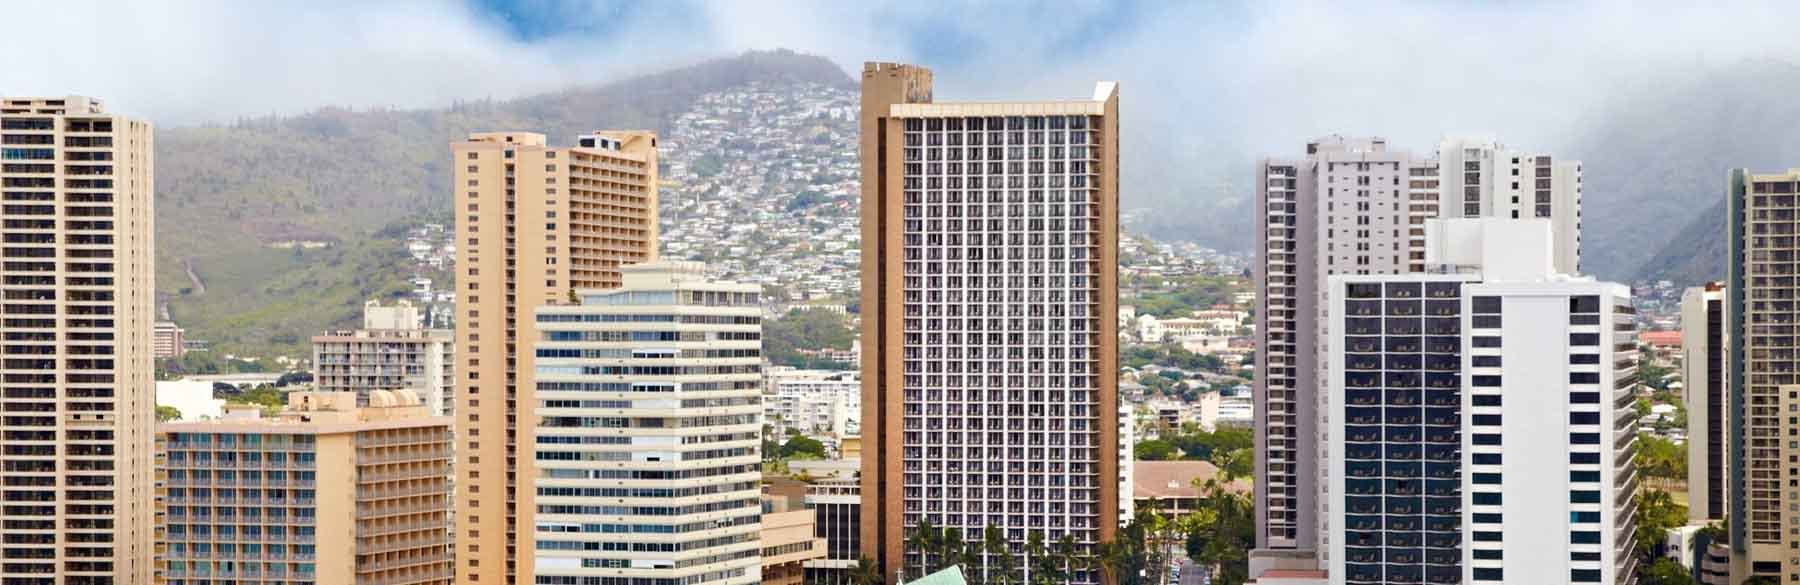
[858, 62, 1120, 583]
[0, 96, 156, 584]
[451, 130, 658, 585]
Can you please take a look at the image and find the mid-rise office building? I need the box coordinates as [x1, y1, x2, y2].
[531, 262, 763, 584]
[1684, 283, 1727, 525]
[1254, 136, 1582, 571]
[859, 62, 1120, 582]
[1326, 218, 1635, 585]
[760, 496, 827, 585]
[452, 129, 657, 584]
[0, 95, 156, 583]
[313, 299, 455, 416]
[803, 478, 862, 585]
[158, 391, 454, 584]
[1726, 168, 1800, 582]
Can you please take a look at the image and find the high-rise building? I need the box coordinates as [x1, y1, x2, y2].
[803, 478, 862, 585]
[451, 130, 657, 585]
[158, 391, 454, 585]
[1253, 136, 1582, 572]
[313, 299, 455, 416]
[1726, 168, 1800, 582]
[858, 62, 1120, 582]
[0, 95, 156, 583]
[530, 261, 763, 584]
[1325, 218, 1637, 585]
[1683, 282, 1727, 524]
[155, 321, 187, 359]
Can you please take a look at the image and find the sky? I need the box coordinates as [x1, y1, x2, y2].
[7, 0, 1800, 209]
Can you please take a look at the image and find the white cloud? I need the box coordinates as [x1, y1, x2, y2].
[8, 0, 1800, 184]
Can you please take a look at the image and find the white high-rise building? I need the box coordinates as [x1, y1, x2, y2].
[1325, 218, 1636, 585]
[531, 262, 764, 584]
[1253, 135, 1583, 573]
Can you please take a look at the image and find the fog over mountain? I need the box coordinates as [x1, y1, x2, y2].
[9, 0, 1800, 282]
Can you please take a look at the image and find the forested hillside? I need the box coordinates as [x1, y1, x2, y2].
[155, 50, 851, 355]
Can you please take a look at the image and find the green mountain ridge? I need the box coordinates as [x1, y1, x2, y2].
[156, 50, 852, 356]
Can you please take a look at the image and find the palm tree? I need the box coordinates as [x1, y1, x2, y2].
[909, 518, 945, 575]
[941, 527, 966, 574]
[1053, 533, 1080, 581]
[984, 524, 1018, 584]
[1026, 531, 1065, 585]
[850, 556, 886, 585]
[1094, 539, 1129, 585]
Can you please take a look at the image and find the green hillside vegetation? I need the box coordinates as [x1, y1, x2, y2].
[764, 308, 855, 369]
[154, 50, 851, 356]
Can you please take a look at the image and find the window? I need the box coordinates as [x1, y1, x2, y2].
[1472, 336, 1502, 348]
[1569, 412, 1599, 424]
[1472, 395, 1502, 406]
[1569, 491, 1600, 503]
[1472, 355, 1502, 367]
[1569, 372, 1600, 384]
[1569, 452, 1600, 464]
[1473, 492, 1502, 505]
[1569, 333, 1599, 346]
[1473, 453, 1502, 465]
[1475, 568, 1503, 581]
[1472, 296, 1502, 313]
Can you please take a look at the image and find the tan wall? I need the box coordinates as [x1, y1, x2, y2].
[453, 131, 657, 585]
[317, 432, 359, 585]
[858, 62, 932, 573]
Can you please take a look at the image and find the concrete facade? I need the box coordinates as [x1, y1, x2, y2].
[0, 95, 157, 583]
[1684, 283, 1727, 524]
[1253, 136, 1583, 571]
[1325, 219, 1635, 585]
[158, 391, 454, 585]
[858, 62, 1120, 583]
[452, 129, 658, 585]
[313, 300, 455, 416]
[530, 262, 763, 584]
[1726, 168, 1800, 581]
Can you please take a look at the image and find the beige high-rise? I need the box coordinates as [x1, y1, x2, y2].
[451, 130, 658, 585]
[158, 391, 453, 584]
[1727, 168, 1800, 582]
[0, 96, 155, 584]
[858, 62, 1121, 583]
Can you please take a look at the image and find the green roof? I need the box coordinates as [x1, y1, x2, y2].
[907, 566, 967, 585]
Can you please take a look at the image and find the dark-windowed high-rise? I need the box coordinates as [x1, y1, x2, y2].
[858, 62, 1120, 583]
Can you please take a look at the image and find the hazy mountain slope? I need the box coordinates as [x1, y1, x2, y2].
[1571, 59, 1800, 283]
[1635, 198, 1729, 285]
[156, 50, 851, 355]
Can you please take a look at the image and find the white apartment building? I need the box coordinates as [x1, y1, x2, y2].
[1682, 283, 1726, 525]
[1254, 135, 1583, 571]
[531, 262, 764, 584]
[311, 299, 454, 416]
[766, 372, 860, 439]
[1326, 219, 1636, 585]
